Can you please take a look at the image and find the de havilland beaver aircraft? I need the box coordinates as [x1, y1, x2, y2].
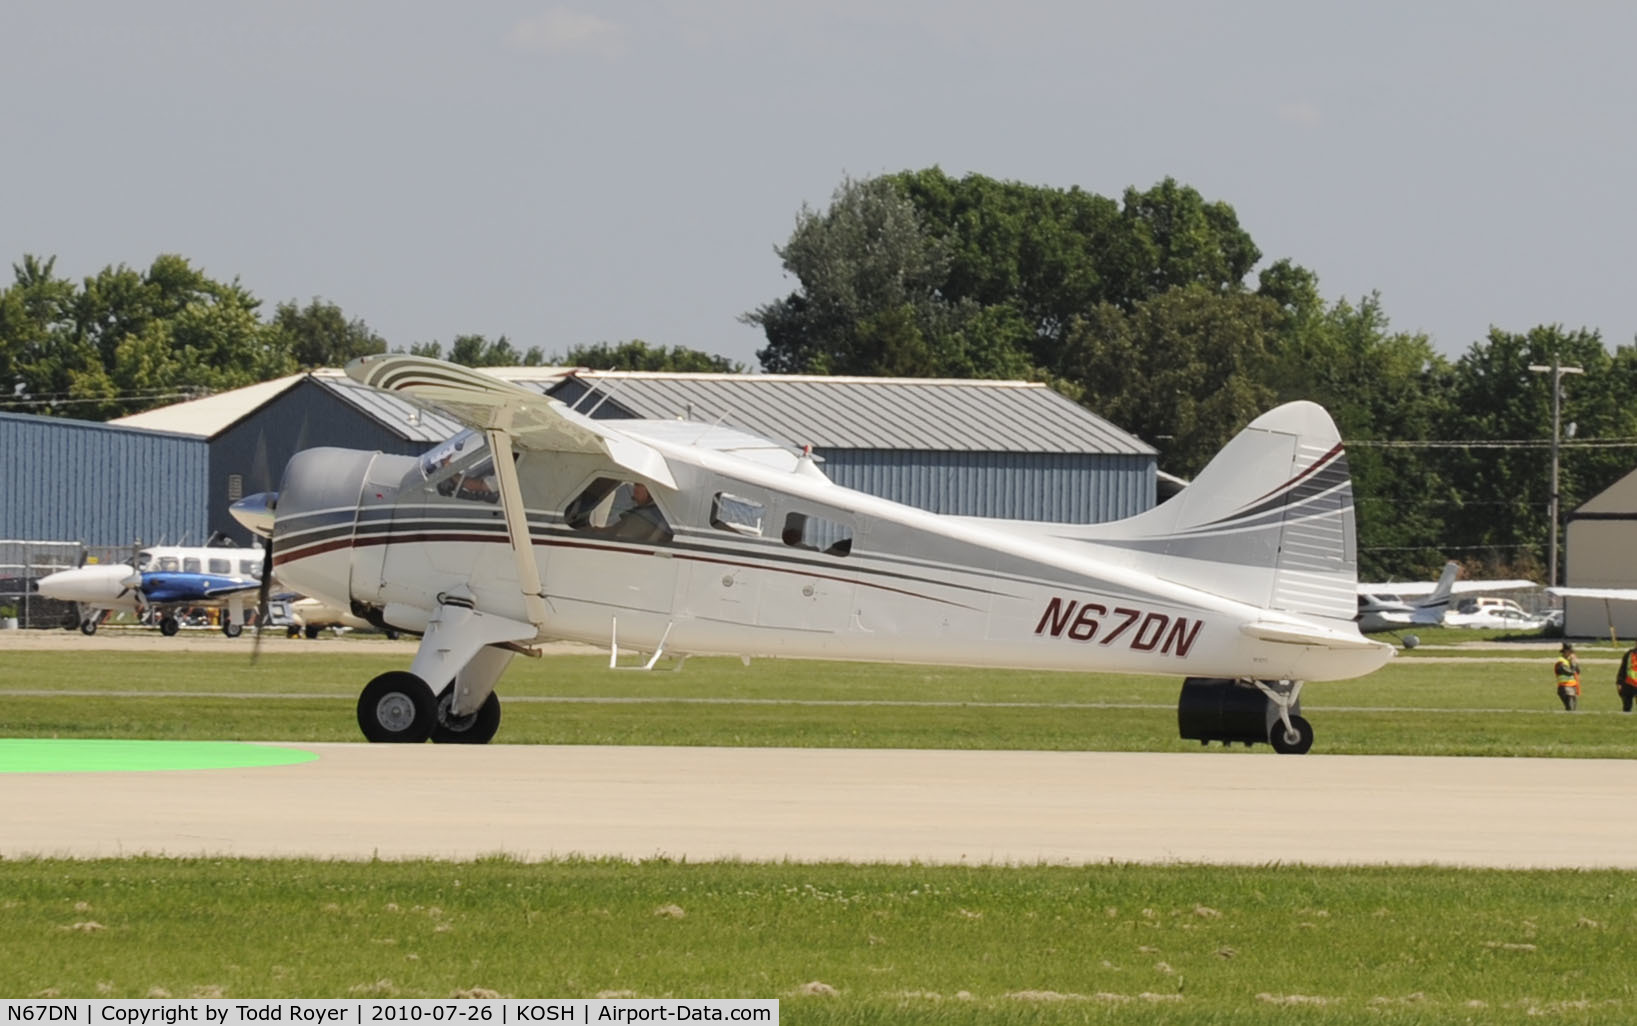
[230, 355, 1394, 753]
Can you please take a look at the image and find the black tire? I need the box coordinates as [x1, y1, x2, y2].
[286, 625, 301, 639]
[357, 671, 436, 743]
[304, 624, 321, 640]
[384, 629, 401, 641]
[159, 617, 180, 637]
[223, 621, 242, 638]
[1269, 714, 1315, 755]
[431, 689, 502, 745]
[80, 618, 98, 636]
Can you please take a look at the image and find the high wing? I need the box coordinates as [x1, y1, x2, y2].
[1358, 578, 1536, 598]
[345, 354, 676, 489]
[1548, 587, 1637, 601]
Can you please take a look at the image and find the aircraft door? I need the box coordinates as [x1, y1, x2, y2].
[756, 509, 856, 635]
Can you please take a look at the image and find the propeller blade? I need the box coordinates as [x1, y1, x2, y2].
[251, 529, 275, 664]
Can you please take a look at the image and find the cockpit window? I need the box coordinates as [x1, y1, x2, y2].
[565, 477, 673, 544]
[422, 430, 499, 504]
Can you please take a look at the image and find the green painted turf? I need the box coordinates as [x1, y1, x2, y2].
[0, 738, 317, 773]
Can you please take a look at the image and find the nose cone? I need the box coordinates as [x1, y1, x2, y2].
[36, 565, 133, 605]
[231, 491, 279, 539]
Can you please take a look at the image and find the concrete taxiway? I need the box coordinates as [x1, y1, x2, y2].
[6, 742, 1637, 867]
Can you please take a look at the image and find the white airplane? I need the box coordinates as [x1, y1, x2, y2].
[1356, 563, 1537, 643]
[230, 355, 1395, 754]
[36, 545, 266, 636]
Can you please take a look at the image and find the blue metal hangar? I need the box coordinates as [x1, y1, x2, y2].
[7, 368, 1158, 548]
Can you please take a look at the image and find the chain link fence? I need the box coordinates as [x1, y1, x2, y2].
[0, 539, 137, 629]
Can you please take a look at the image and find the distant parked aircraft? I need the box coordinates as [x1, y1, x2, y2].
[36, 544, 266, 636]
[1356, 562, 1536, 645]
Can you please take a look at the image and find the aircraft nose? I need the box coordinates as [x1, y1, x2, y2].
[231, 492, 279, 539]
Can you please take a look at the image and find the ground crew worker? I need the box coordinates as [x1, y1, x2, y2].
[1554, 642, 1582, 711]
[1617, 643, 1637, 714]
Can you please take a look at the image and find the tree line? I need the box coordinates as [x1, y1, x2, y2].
[4, 168, 1634, 581]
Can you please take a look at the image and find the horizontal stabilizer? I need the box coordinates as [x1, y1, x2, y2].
[1240, 619, 1391, 651]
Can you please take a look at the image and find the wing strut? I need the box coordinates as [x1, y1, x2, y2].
[484, 426, 550, 628]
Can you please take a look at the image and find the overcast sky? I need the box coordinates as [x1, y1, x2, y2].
[6, 2, 1634, 370]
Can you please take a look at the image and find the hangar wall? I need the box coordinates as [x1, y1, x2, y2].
[206, 380, 432, 543]
[1563, 516, 1637, 639]
[822, 449, 1153, 523]
[0, 411, 208, 546]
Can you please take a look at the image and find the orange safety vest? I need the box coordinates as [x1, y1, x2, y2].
[1555, 655, 1581, 692]
[1620, 650, 1637, 688]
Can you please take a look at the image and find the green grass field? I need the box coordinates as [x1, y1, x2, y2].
[5, 857, 1635, 1023]
[2, 637, 1634, 758]
[5, 637, 1636, 1020]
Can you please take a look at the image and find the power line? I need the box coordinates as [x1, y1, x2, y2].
[1350, 438, 1637, 449]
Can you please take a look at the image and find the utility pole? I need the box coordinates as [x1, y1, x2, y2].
[1528, 358, 1584, 589]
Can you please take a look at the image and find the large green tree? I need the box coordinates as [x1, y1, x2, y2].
[0, 254, 294, 419]
[554, 340, 745, 373]
[269, 298, 387, 369]
[407, 334, 545, 367]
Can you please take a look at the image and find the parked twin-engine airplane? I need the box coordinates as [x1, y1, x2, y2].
[230, 355, 1395, 754]
[36, 545, 266, 636]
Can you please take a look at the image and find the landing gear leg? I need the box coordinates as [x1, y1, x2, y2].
[1253, 679, 1314, 755]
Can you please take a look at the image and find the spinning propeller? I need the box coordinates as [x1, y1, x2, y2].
[230, 491, 279, 663]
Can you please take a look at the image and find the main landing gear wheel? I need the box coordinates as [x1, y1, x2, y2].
[1270, 714, 1315, 755]
[357, 671, 437, 743]
[304, 624, 321, 640]
[222, 621, 243, 638]
[159, 616, 180, 637]
[430, 689, 502, 745]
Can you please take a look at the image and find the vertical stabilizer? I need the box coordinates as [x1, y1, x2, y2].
[1078, 401, 1359, 621]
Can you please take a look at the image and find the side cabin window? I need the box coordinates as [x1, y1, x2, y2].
[782, 512, 853, 557]
[565, 477, 673, 544]
[208, 558, 231, 574]
[240, 559, 262, 576]
[709, 493, 765, 537]
[421, 429, 500, 505]
[183, 557, 202, 573]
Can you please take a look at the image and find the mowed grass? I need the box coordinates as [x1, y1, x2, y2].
[6, 857, 1636, 1023]
[3, 640, 1637, 757]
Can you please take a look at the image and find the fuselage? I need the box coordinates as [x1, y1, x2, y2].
[265, 428, 1392, 684]
[36, 545, 265, 611]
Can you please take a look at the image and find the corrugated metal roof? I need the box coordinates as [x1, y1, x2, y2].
[558, 373, 1154, 455]
[109, 373, 310, 436]
[106, 367, 1153, 456]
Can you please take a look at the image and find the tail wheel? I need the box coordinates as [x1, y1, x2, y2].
[431, 689, 502, 745]
[357, 671, 437, 743]
[1270, 714, 1315, 755]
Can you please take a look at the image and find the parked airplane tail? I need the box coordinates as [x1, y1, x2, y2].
[1410, 562, 1461, 623]
[1077, 401, 1360, 622]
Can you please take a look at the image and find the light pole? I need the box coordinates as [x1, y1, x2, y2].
[1528, 358, 1584, 589]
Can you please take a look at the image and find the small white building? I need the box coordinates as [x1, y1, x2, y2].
[1563, 469, 1637, 639]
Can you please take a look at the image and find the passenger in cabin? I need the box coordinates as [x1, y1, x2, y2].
[782, 514, 817, 550]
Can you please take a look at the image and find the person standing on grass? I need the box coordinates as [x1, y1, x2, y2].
[1554, 642, 1582, 711]
[1617, 642, 1637, 714]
